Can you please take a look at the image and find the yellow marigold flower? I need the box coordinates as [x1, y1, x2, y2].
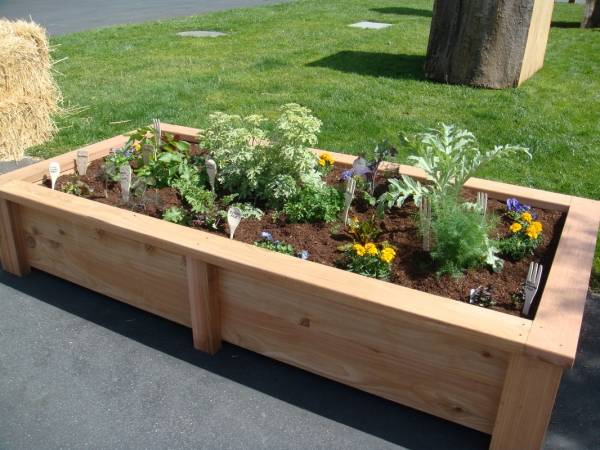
[133, 143, 141, 152]
[526, 225, 540, 240]
[531, 221, 543, 233]
[365, 242, 378, 256]
[521, 212, 533, 223]
[509, 222, 522, 233]
[380, 247, 396, 264]
[353, 244, 366, 256]
[319, 152, 334, 166]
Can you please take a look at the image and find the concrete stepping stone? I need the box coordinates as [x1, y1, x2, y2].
[349, 21, 392, 30]
[177, 31, 226, 38]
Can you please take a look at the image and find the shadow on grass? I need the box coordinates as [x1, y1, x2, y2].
[307, 51, 426, 80]
[370, 7, 432, 18]
[551, 21, 581, 28]
[0, 268, 489, 450]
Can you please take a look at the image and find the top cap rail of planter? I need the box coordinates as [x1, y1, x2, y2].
[0, 179, 532, 354]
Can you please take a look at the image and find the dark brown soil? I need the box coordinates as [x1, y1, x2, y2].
[48, 158, 565, 317]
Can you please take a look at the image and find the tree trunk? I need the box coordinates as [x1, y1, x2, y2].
[582, 0, 600, 27]
[425, 0, 554, 89]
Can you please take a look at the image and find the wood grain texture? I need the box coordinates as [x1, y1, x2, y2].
[526, 197, 600, 367]
[186, 257, 221, 354]
[0, 199, 30, 276]
[220, 270, 507, 433]
[0, 180, 532, 355]
[0, 134, 128, 186]
[519, 0, 555, 85]
[490, 354, 562, 449]
[20, 205, 191, 327]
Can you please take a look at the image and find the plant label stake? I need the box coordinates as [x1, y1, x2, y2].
[523, 262, 543, 316]
[205, 159, 217, 192]
[477, 192, 488, 216]
[49, 162, 60, 190]
[420, 197, 432, 252]
[343, 177, 357, 225]
[142, 144, 153, 165]
[76, 150, 89, 176]
[227, 206, 242, 240]
[119, 165, 132, 203]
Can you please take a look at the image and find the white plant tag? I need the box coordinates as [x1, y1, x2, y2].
[119, 165, 132, 203]
[205, 159, 217, 192]
[49, 162, 60, 190]
[343, 177, 357, 225]
[76, 150, 89, 176]
[142, 144, 153, 165]
[420, 197, 432, 251]
[227, 206, 242, 240]
[153, 118, 161, 148]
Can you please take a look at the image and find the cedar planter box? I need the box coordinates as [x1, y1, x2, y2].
[1, 124, 598, 449]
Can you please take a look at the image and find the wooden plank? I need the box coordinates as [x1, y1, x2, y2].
[0, 180, 532, 355]
[490, 354, 562, 449]
[186, 257, 221, 354]
[519, 0, 555, 86]
[526, 197, 600, 367]
[220, 269, 506, 433]
[0, 134, 128, 186]
[20, 205, 191, 327]
[0, 199, 30, 276]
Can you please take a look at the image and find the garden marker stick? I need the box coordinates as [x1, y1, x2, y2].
[420, 197, 432, 251]
[142, 144, 153, 165]
[48, 162, 60, 190]
[343, 177, 356, 225]
[76, 150, 89, 176]
[477, 192, 488, 216]
[119, 165, 132, 203]
[152, 118, 161, 159]
[227, 206, 242, 239]
[205, 159, 217, 192]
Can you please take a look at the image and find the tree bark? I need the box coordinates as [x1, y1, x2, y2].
[425, 0, 541, 89]
[582, 0, 600, 27]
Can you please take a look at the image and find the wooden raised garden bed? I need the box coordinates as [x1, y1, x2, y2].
[1, 124, 598, 450]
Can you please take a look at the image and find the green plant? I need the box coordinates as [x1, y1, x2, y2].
[103, 147, 135, 182]
[199, 104, 325, 208]
[62, 180, 92, 197]
[346, 216, 381, 245]
[339, 241, 396, 280]
[162, 206, 188, 224]
[127, 126, 190, 155]
[378, 124, 530, 210]
[498, 210, 543, 260]
[429, 196, 502, 277]
[254, 232, 295, 256]
[282, 184, 344, 223]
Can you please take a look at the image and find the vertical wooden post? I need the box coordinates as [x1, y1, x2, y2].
[490, 354, 563, 450]
[186, 256, 221, 354]
[0, 199, 30, 276]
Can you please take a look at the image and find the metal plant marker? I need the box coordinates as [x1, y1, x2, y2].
[477, 192, 488, 215]
[523, 262, 543, 316]
[76, 150, 89, 176]
[205, 159, 217, 192]
[142, 144, 153, 165]
[48, 162, 60, 190]
[119, 165, 132, 203]
[227, 206, 242, 240]
[343, 177, 357, 225]
[420, 197, 432, 251]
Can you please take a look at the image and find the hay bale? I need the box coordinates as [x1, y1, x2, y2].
[0, 19, 61, 161]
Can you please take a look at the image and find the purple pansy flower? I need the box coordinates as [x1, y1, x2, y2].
[340, 169, 354, 181]
[260, 231, 273, 241]
[506, 198, 531, 213]
[297, 250, 309, 260]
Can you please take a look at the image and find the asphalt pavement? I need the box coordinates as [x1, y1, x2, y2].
[0, 0, 292, 35]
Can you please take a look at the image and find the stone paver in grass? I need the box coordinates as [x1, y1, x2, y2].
[349, 21, 392, 30]
[177, 30, 227, 38]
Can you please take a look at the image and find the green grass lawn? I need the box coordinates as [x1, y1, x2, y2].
[33, 0, 600, 288]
